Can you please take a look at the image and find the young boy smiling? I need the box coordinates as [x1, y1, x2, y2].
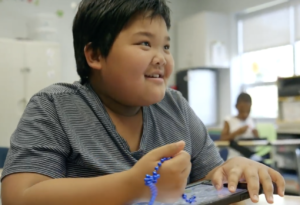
[1, 0, 284, 205]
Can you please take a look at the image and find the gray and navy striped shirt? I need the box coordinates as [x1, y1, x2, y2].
[2, 82, 223, 183]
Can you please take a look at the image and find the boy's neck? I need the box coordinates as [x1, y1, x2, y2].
[236, 116, 247, 121]
[101, 94, 141, 117]
[90, 81, 141, 117]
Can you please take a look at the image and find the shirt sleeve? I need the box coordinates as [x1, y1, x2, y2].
[249, 118, 257, 129]
[1, 94, 70, 181]
[181, 96, 224, 183]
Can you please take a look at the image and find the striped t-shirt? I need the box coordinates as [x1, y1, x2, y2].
[2, 82, 223, 183]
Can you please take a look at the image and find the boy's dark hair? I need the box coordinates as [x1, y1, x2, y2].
[72, 0, 171, 84]
[236, 92, 252, 105]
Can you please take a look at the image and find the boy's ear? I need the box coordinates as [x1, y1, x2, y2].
[84, 43, 102, 70]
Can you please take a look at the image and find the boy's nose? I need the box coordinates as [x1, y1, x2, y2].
[152, 53, 166, 66]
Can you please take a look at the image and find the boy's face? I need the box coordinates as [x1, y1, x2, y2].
[91, 14, 173, 106]
[236, 102, 251, 121]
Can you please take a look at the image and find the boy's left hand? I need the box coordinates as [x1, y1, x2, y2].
[207, 157, 285, 204]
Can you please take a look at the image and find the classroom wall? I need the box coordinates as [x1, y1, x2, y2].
[0, 0, 80, 83]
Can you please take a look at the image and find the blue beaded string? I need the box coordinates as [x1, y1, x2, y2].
[144, 157, 196, 205]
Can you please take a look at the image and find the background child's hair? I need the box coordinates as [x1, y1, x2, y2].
[72, 0, 171, 84]
[236, 92, 252, 105]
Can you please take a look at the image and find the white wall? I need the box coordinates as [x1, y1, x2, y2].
[0, 0, 80, 83]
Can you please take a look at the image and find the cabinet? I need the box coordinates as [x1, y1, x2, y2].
[0, 38, 61, 147]
[177, 12, 230, 70]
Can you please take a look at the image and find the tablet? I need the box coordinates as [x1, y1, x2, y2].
[175, 181, 250, 205]
[134, 180, 252, 205]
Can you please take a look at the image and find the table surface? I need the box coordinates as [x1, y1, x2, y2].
[233, 195, 300, 205]
[215, 139, 300, 147]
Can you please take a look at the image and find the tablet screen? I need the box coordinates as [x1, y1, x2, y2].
[133, 183, 247, 205]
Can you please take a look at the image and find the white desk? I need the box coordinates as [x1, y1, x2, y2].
[234, 195, 300, 205]
[215, 139, 300, 147]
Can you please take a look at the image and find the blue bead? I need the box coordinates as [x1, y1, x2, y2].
[182, 194, 187, 199]
[153, 171, 157, 175]
[158, 162, 162, 167]
[146, 174, 151, 178]
[155, 166, 159, 171]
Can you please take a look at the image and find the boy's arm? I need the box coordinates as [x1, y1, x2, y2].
[220, 121, 242, 141]
[1, 95, 145, 205]
[2, 170, 143, 205]
[252, 129, 259, 137]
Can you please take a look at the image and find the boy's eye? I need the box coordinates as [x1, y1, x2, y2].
[164, 45, 170, 50]
[141, 42, 150, 47]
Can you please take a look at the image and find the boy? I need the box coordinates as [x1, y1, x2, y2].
[1, 1, 284, 205]
[221, 93, 258, 142]
[221, 93, 261, 160]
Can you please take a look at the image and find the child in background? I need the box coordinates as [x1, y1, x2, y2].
[221, 93, 260, 160]
[1, 1, 284, 205]
[221, 93, 258, 141]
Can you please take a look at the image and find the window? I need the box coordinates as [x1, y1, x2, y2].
[238, 2, 300, 119]
[241, 45, 294, 84]
[240, 45, 294, 119]
[244, 84, 278, 119]
[295, 41, 300, 75]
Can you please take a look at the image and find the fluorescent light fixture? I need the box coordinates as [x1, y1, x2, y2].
[243, 0, 289, 14]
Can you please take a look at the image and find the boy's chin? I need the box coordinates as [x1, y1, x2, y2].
[142, 91, 166, 106]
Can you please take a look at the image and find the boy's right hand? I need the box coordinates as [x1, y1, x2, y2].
[130, 141, 191, 203]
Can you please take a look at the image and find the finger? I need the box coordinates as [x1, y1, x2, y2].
[149, 141, 185, 160]
[167, 151, 191, 172]
[268, 168, 285, 197]
[227, 166, 243, 193]
[244, 168, 260, 203]
[210, 167, 225, 190]
[181, 161, 192, 178]
[258, 169, 274, 204]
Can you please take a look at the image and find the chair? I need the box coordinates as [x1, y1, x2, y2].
[208, 129, 229, 161]
[255, 123, 277, 165]
[219, 148, 229, 161]
[0, 147, 9, 168]
[295, 148, 300, 195]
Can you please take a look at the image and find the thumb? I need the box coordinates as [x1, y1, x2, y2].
[150, 141, 185, 159]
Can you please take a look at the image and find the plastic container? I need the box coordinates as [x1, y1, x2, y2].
[28, 28, 58, 41]
[27, 13, 58, 42]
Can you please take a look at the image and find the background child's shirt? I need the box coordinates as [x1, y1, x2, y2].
[225, 116, 256, 159]
[1, 82, 223, 183]
[225, 116, 256, 140]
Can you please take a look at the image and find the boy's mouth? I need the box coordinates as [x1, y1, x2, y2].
[144, 74, 163, 78]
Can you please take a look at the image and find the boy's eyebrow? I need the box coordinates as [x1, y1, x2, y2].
[134, 31, 170, 41]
